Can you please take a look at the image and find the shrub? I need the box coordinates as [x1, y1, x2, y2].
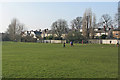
[21, 36, 37, 42]
[46, 35, 54, 40]
[66, 31, 86, 43]
[100, 34, 107, 39]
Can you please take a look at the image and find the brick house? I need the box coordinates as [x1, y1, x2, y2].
[112, 29, 120, 39]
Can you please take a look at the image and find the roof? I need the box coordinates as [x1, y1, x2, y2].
[34, 31, 42, 35]
[95, 30, 106, 33]
[113, 29, 120, 31]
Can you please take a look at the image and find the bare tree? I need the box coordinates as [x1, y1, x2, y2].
[90, 14, 96, 39]
[51, 19, 68, 38]
[99, 14, 112, 35]
[82, 8, 93, 39]
[82, 10, 87, 38]
[118, 2, 120, 30]
[99, 14, 114, 39]
[92, 14, 97, 28]
[71, 17, 82, 31]
[113, 13, 119, 29]
[89, 10, 93, 39]
[7, 18, 24, 41]
[107, 25, 113, 39]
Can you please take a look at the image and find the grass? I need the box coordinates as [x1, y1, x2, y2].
[2, 42, 118, 78]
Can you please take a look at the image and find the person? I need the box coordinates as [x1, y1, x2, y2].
[63, 42, 65, 47]
[71, 41, 73, 46]
[70, 41, 72, 46]
[117, 40, 119, 47]
[82, 40, 83, 45]
[70, 41, 73, 46]
[110, 41, 112, 44]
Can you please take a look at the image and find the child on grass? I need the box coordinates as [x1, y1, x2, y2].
[63, 42, 65, 47]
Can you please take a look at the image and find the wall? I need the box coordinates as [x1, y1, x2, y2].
[37, 39, 119, 44]
[89, 39, 120, 44]
[37, 40, 66, 43]
[88, 39, 102, 44]
[102, 40, 120, 44]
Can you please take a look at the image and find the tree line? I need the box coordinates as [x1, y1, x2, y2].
[2, 8, 118, 42]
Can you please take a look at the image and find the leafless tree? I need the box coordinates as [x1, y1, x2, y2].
[89, 14, 96, 39]
[7, 18, 24, 41]
[99, 14, 112, 35]
[92, 14, 96, 28]
[118, 2, 120, 30]
[99, 14, 114, 38]
[82, 8, 94, 39]
[82, 10, 87, 38]
[71, 17, 82, 31]
[113, 13, 119, 29]
[51, 19, 68, 38]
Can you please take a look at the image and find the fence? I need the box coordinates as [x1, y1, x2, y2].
[37, 39, 119, 44]
[88, 39, 120, 44]
[37, 40, 66, 44]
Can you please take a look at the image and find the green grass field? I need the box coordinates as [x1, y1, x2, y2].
[2, 42, 118, 78]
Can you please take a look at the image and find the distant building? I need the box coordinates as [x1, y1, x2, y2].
[112, 29, 120, 39]
[41, 29, 53, 38]
[21, 30, 42, 38]
[21, 27, 118, 40]
[41, 29, 68, 39]
[92, 28, 108, 38]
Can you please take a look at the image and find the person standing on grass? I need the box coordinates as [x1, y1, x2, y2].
[110, 41, 112, 44]
[70, 41, 73, 46]
[117, 40, 119, 47]
[63, 42, 66, 47]
[82, 40, 83, 45]
[71, 41, 73, 46]
[70, 41, 72, 46]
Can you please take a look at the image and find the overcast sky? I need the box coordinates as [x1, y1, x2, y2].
[0, 2, 118, 32]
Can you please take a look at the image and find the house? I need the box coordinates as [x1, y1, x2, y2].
[41, 29, 68, 39]
[21, 30, 42, 39]
[94, 28, 109, 38]
[41, 29, 53, 38]
[34, 30, 42, 38]
[22, 27, 116, 40]
[79, 27, 109, 38]
[95, 30, 108, 37]
[112, 29, 120, 39]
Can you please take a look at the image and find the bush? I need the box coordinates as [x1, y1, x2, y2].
[2, 34, 11, 41]
[21, 36, 37, 42]
[66, 31, 86, 43]
[2, 33, 22, 42]
[46, 35, 54, 40]
[54, 37, 63, 40]
[100, 34, 107, 39]
[95, 36, 100, 39]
